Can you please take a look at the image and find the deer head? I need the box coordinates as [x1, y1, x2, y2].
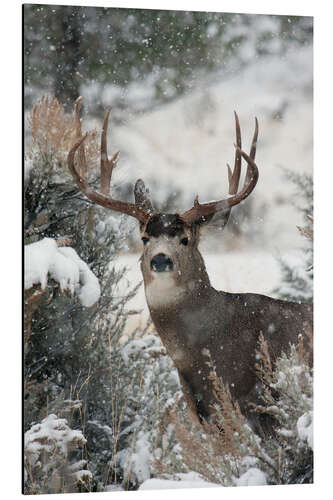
[68, 99, 259, 310]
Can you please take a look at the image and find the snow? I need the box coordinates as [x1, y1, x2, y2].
[24, 238, 100, 307]
[297, 411, 313, 450]
[116, 430, 152, 486]
[24, 414, 90, 486]
[129, 431, 151, 484]
[236, 468, 267, 486]
[24, 414, 87, 467]
[139, 472, 220, 490]
[121, 335, 166, 364]
[72, 469, 93, 482]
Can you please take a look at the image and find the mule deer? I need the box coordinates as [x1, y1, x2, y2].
[68, 99, 313, 431]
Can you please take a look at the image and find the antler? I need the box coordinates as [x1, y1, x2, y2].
[180, 112, 259, 225]
[67, 98, 153, 223]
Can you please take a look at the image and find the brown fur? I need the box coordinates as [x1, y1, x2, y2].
[139, 213, 313, 430]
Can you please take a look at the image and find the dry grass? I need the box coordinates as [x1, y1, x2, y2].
[297, 214, 313, 241]
[254, 331, 274, 387]
[24, 285, 46, 348]
[155, 380, 265, 486]
[297, 214, 313, 271]
[153, 365, 265, 486]
[28, 94, 99, 171]
[155, 333, 313, 486]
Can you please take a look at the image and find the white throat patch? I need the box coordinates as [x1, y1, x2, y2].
[145, 272, 186, 309]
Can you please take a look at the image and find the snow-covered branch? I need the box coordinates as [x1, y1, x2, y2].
[24, 238, 100, 307]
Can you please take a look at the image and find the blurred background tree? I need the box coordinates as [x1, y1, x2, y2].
[24, 5, 312, 115]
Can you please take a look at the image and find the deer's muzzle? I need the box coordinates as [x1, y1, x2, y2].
[150, 253, 174, 273]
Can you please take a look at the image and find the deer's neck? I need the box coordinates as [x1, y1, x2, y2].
[146, 271, 219, 375]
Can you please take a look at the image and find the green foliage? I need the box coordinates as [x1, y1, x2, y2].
[281, 168, 313, 218]
[24, 98, 142, 492]
[273, 169, 313, 303]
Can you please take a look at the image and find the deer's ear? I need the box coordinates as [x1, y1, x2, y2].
[215, 209, 232, 230]
[192, 213, 214, 226]
[193, 208, 231, 229]
[134, 179, 154, 212]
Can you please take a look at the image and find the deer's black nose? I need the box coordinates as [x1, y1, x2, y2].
[150, 253, 174, 273]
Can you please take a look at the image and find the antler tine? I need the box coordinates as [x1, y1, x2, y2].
[245, 116, 259, 186]
[68, 133, 90, 193]
[224, 112, 242, 227]
[100, 107, 120, 195]
[180, 115, 259, 226]
[73, 97, 87, 178]
[67, 101, 151, 223]
[227, 111, 242, 195]
[250, 117, 258, 160]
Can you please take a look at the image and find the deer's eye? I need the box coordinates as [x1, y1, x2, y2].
[180, 237, 189, 246]
[142, 237, 150, 245]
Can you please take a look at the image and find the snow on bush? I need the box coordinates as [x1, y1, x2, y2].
[112, 333, 313, 489]
[297, 411, 313, 451]
[236, 468, 267, 487]
[105, 334, 182, 489]
[24, 238, 100, 307]
[162, 337, 313, 487]
[24, 414, 91, 494]
[25, 414, 86, 464]
[123, 430, 151, 485]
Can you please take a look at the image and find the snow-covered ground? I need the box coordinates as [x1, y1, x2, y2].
[94, 45, 313, 336]
[139, 472, 221, 490]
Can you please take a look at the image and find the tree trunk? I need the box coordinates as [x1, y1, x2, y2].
[54, 6, 82, 110]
